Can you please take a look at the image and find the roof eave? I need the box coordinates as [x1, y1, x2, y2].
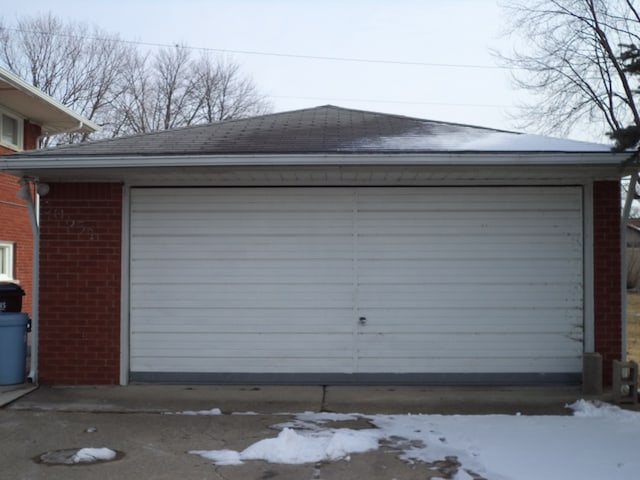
[0, 68, 99, 135]
[0, 151, 630, 171]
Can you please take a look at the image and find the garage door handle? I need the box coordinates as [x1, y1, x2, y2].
[359, 317, 367, 326]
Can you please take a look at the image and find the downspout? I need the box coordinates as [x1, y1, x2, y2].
[17, 177, 41, 383]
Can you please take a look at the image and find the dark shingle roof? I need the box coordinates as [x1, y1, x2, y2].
[11, 105, 612, 158]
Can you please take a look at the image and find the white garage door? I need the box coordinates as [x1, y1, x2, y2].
[129, 186, 584, 383]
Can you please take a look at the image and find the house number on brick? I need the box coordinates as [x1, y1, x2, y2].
[42, 207, 97, 241]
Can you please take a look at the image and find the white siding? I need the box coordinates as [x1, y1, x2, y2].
[129, 186, 583, 379]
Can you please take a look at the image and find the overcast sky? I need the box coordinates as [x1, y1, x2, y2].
[4, 0, 590, 141]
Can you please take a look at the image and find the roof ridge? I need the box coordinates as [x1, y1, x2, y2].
[318, 104, 519, 134]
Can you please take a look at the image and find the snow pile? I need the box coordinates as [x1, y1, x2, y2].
[191, 427, 379, 465]
[190, 401, 640, 480]
[39, 447, 118, 465]
[567, 399, 640, 420]
[166, 408, 222, 416]
[244, 428, 378, 463]
[71, 447, 117, 464]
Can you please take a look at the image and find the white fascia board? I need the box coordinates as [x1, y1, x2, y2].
[0, 152, 630, 171]
[0, 68, 99, 134]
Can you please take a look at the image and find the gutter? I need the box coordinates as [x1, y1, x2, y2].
[0, 151, 629, 172]
[36, 121, 89, 148]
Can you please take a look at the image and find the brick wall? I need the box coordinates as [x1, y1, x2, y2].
[0, 120, 40, 311]
[593, 180, 622, 386]
[0, 121, 42, 309]
[0, 173, 33, 310]
[23, 120, 41, 150]
[38, 183, 122, 385]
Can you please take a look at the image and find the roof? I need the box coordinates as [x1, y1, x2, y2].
[1, 106, 631, 179]
[5, 105, 616, 157]
[0, 67, 98, 135]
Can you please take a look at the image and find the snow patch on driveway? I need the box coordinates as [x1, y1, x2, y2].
[190, 401, 640, 480]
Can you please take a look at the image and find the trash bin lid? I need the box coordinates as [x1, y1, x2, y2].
[0, 282, 25, 295]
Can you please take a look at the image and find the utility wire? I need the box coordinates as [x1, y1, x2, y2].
[2, 26, 509, 71]
[270, 95, 511, 108]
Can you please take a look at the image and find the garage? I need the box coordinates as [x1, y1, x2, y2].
[6, 104, 626, 386]
[129, 185, 584, 384]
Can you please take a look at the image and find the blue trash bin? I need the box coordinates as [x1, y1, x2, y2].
[0, 312, 30, 385]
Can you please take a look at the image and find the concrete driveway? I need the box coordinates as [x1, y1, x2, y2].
[0, 385, 607, 480]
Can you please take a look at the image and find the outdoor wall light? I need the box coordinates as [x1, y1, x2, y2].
[16, 178, 50, 199]
[36, 182, 50, 197]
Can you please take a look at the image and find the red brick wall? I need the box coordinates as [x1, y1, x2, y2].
[24, 120, 41, 150]
[0, 120, 41, 310]
[593, 180, 622, 386]
[0, 173, 33, 310]
[38, 183, 122, 385]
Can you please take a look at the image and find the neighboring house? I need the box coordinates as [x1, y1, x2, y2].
[626, 220, 640, 289]
[0, 67, 97, 312]
[0, 105, 631, 387]
[627, 219, 640, 247]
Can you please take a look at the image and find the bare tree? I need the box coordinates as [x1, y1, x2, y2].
[0, 13, 132, 144]
[114, 49, 271, 134]
[110, 50, 154, 135]
[191, 55, 271, 123]
[0, 13, 271, 143]
[496, 0, 640, 141]
[153, 46, 195, 130]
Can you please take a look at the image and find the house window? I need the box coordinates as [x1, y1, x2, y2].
[0, 110, 23, 150]
[0, 242, 15, 281]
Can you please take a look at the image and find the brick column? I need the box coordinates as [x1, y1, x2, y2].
[38, 183, 122, 384]
[593, 180, 622, 386]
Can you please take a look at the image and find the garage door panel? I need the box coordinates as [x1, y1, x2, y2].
[357, 332, 581, 353]
[132, 333, 354, 353]
[358, 260, 582, 283]
[131, 311, 353, 335]
[354, 187, 583, 377]
[132, 266, 353, 285]
[131, 332, 355, 373]
[354, 309, 583, 334]
[135, 356, 354, 374]
[132, 293, 354, 310]
[132, 356, 353, 374]
[357, 188, 581, 208]
[129, 186, 584, 380]
[357, 356, 582, 373]
[358, 287, 582, 309]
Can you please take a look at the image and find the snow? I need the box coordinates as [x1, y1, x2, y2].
[190, 401, 640, 479]
[242, 427, 379, 464]
[190, 426, 379, 465]
[165, 408, 222, 416]
[72, 447, 117, 463]
[355, 129, 614, 153]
